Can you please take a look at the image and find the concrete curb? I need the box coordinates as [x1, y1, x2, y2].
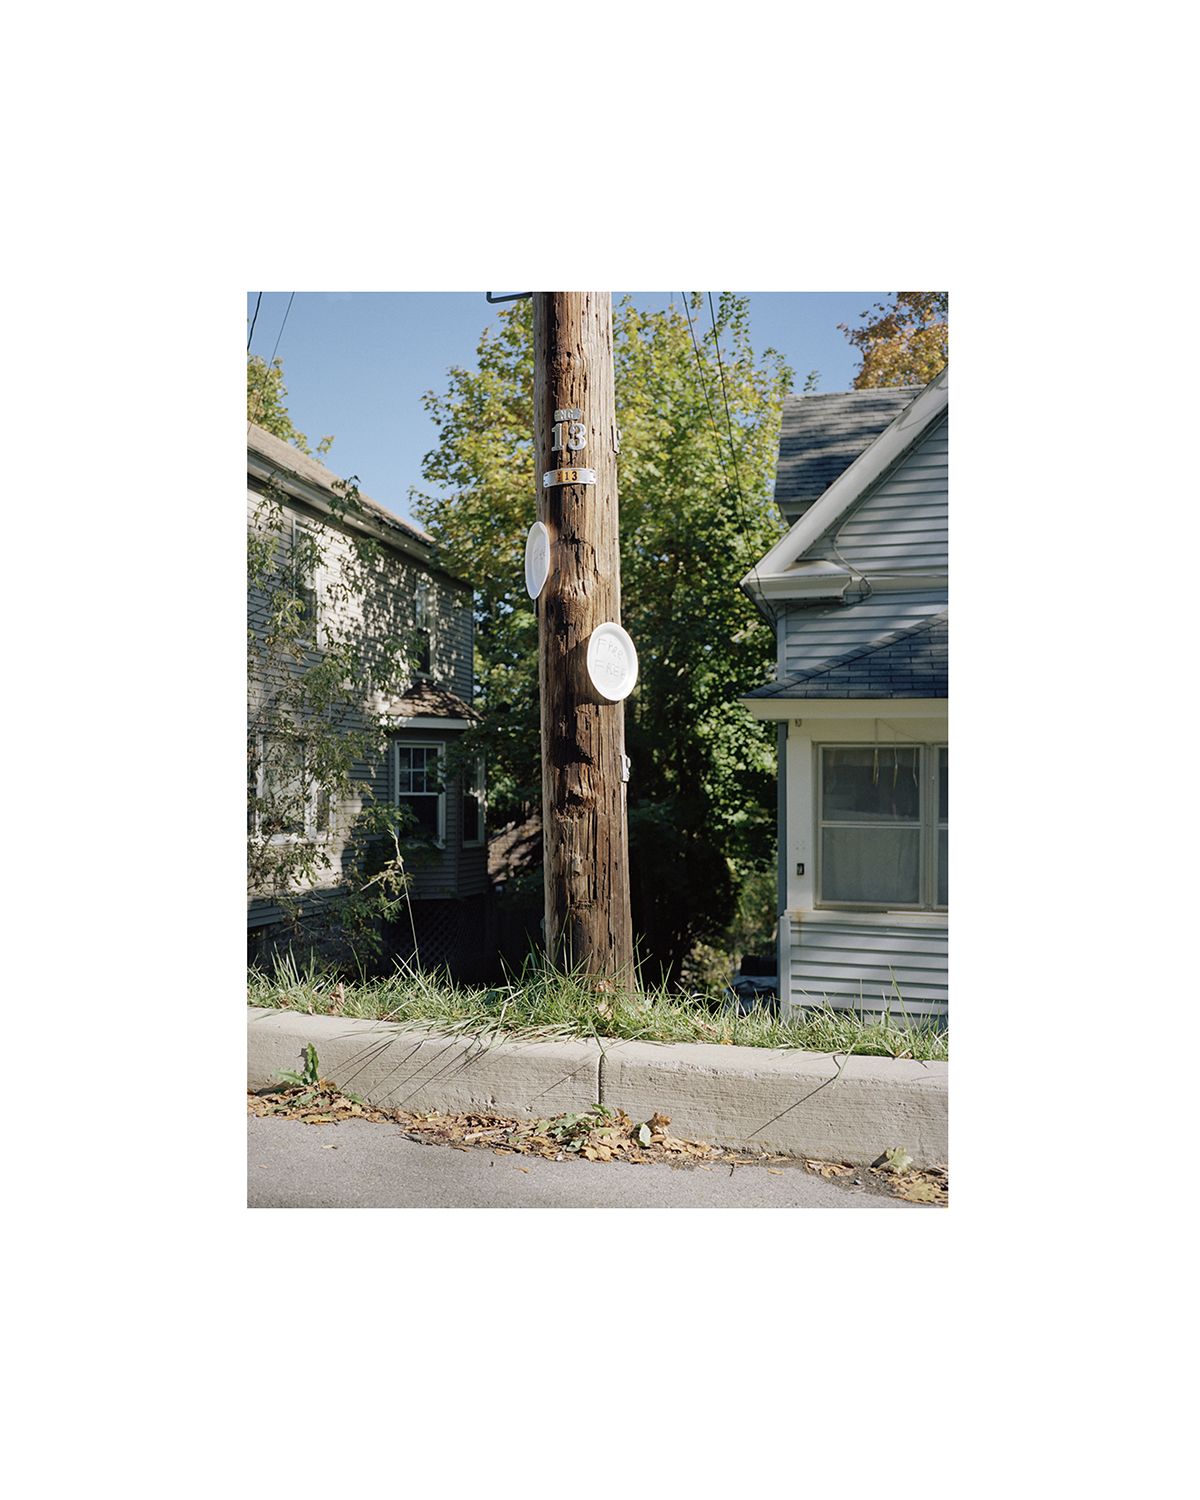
[248, 1007, 948, 1168]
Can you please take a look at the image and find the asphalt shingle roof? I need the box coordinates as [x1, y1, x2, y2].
[247, 422, 437, 550]
[382, 682, 481, 720]
[743, 612, 947, 700]
[773, 387, 925, 521]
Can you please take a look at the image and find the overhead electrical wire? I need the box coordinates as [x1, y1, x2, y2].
[269, 292, 296, 366]
[678, 291, 778, 630]
[247, 292, 296, 434]
[706, 291, 749, 509]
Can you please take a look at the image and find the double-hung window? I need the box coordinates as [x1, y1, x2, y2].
[394, 742, 444, 844]
[254, 735, 329, 839]
[817, 744, 947, 910]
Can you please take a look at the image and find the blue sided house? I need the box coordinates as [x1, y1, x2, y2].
[739, 369, 948, 1026]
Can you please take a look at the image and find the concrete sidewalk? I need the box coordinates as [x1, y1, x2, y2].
[247, 1007, 948, 1168]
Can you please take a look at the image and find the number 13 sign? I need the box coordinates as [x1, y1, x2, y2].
[543, 406, 596, 487]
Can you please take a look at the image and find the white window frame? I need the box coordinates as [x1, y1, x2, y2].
[461, 755, 486, 847]
[932, 743, 947, 911]
[815, 742, 947, 913]
[251, 733, 331, 843]
[393, 740, 446, 848]
[290, 515, 322, 648]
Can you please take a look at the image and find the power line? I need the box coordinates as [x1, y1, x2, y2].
[247, 291, 262, 351]
[679, 292, 734, 494]
[707, 292, 749, 510]
[269, 292, 296, 366]
[247, 292, 295, 432]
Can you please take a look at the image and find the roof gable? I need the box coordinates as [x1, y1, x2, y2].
[743, 368, 948, 605]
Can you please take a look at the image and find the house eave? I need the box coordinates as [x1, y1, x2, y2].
[383, 715, 476, 731]
[247, 432, 471, 588]
[743, 565, 948, 607]
[739, 696, 947, 721]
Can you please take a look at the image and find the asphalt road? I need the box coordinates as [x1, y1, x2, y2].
[248, 1114, 928, 1209]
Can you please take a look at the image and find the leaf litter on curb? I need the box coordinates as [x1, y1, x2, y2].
[805, 1155, 948, 1206]
[248, 1087, 948, 1200]
[249, 1088, 770, 1169]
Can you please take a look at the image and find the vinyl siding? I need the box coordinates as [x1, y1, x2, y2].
[830, 414, 947, 574]
[781, 590, 949, 678]
[784, 912, 948, 1023]
[768, 397, 949, 1027]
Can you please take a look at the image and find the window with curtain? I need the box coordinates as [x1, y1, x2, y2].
[818, 744, 946, 909]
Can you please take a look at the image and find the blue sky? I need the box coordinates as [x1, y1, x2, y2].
[245, 291, 890, 532]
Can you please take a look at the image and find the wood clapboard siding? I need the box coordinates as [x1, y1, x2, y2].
[439, 599, 475, 703]
[785, 913, 948, 1020]
[248, 483, 485, 907]
[247, 490, 472, 695]
[782, 590, 948, 677]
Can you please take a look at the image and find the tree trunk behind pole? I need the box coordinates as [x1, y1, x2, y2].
[533, 292, 634, 980]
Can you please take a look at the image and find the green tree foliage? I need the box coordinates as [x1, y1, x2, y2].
[247, 351, 334, 457]
[413, 294, 792, 983]
[840, 292, 948, 389]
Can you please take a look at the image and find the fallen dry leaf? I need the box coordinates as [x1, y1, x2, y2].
[250, 1091, 738, 1170]
[896, 1182, 938, 1202]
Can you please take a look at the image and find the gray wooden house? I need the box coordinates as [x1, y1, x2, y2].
[739, 369, 948, 1025]
[247, 423, 491, 977]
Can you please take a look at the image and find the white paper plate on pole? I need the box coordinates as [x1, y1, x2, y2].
[524, 522, 551, 599]
[586, 622, 639, 702]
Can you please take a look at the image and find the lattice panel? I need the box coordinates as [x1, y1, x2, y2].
[388, 896, 487, 980]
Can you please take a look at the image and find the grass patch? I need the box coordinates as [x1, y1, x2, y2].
[247, 950, 948, 1062]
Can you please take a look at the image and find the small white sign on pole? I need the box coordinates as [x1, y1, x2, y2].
[525, 521, 551, 599]
[586, 622, 639, 702]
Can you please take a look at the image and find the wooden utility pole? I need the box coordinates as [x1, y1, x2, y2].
[532, 292, 634, 981]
